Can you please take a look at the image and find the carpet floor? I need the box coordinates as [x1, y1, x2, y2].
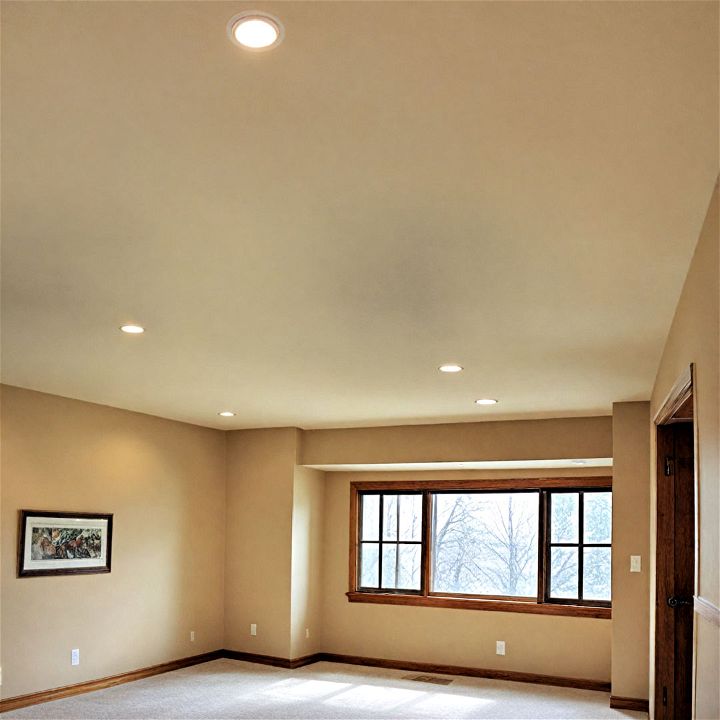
[3, 659, 647, 720]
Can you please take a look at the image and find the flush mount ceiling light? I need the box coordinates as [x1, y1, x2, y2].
[218, 411, 236, 417]
[227, 11, 284, 50]
[120, 325, 145, 334]
[475, 398, 498, 406]
[572, 459, 588, 465]
[439, 364, 463, 373]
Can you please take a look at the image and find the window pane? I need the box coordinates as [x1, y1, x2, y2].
[550, 547, 578, 598]
[397, 544, 421, 590]
[360, 543, 378, 587]
[432, 492, 539, 596]
[361, 495, 379, 541]
[584, 492, 612, 544]
[399, 494, 422, 541]
[551, 493, 579, 543]
[382, 543, 397, 587]
[583, 547, 611, 601]
[382, 495, 398, 540]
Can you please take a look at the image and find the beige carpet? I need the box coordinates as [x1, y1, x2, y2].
[3, 659, 647, 720]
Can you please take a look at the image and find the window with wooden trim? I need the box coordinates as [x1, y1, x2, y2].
[348, 479, 612, 619]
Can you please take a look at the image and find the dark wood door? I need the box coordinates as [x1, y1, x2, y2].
[655, 422, 695, 719]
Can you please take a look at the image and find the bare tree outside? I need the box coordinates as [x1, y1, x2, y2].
[358, 490, 611, 600]
[549, 491, 612, 600]
[431, 493, 539, 597]
[360, 494, 422, 590]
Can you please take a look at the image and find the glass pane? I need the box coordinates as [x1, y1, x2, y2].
[551, 493, 579, 543]
[431, 492, 539, 596]
[399, 494, 422, 541]
[584, 492, 612, 544]
[382, 495, 398, 541]
[361, 495, 380, 541]
[583, 547, 611, 601]
[397, 544, 421, 590]
[359, 543, 378, 587]
[550, 547, 578, 598]
[382, 543, 397, 587]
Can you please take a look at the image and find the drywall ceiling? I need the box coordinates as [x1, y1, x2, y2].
[2, 1, 718, 429]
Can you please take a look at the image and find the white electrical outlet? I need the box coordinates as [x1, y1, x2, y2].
[630, 555, 642, 573]
[305, 628, 310, 639]
[190, 631, 195, 642]
[250, 623, 257, 636]
[496, 641, 506, 656]
[71, 649, 80, 666]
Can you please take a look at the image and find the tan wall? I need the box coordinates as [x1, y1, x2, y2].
[290, 466, 325, 659]
[649, 181, 719, 719]
[611, 401, 651, 700]
[0, 386, 226, 699]
[301, 416, 612, 466]
[224, 428, 298, 658]
[321, 470, 612, 682]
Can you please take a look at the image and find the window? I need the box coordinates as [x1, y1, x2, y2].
[348, 479, 612, 619]
[546, 490, 612, 604]
[359, 493, 423, 591]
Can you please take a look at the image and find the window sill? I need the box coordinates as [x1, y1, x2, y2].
[346, 592, 611, 619]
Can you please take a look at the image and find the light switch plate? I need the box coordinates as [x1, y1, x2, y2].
[496, 641, 506, 656]
[250, 624, 257, 636]
[630, 555, 642, 573]
[71, 649, 80, 666]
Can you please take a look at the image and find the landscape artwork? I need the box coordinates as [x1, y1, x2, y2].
[18, 511, 113, 577]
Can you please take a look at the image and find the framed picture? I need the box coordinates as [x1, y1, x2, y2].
[17, 510, 113, 577]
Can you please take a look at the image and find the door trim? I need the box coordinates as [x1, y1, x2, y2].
[654, 364, 692, 425]
[653, 364, 697, 719]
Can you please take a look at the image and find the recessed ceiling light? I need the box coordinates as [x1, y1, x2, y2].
[218, 411, 236, 417]
[120, 325, 145, 334]
[439, 364, 463, 373]
[228, 12, 284, 50]
[475, 398, 498, 406]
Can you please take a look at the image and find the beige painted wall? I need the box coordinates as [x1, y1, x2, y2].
[321, 470, 612, 682]
[611, 401, 651, 700]
[0, 389, 651, 698]
[301, 416, 612, 466]
[224, 428, 298, 658]
[0, 386, 226, 699]
[290, 466, 325, 659]
[649, 181, 719, 719]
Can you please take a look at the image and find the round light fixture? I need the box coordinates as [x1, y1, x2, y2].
[439, 364, 463, 373]
[218, 411, 236, 417]
[228, 12, 284, 50]
[120, 325, 145, 334]
[475, 398, 498, 406]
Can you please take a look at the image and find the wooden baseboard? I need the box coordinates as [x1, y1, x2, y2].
[610, 695, 650, 712]
[0, 648, 611, 713]
[315, 652, 610, 692]
[0, 650, 223, 713]
[221, 649, 320, 669]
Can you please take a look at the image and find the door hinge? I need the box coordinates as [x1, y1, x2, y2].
[662, 686, 667, 706]
[664, 456, 674, 476]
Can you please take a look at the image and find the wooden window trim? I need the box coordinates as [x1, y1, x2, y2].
[349, 477, 612, 620]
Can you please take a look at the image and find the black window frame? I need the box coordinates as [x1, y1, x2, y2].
[357, 490, 426, 594]
[541, 489, 613, 608]
[349, 478, 612, 619]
